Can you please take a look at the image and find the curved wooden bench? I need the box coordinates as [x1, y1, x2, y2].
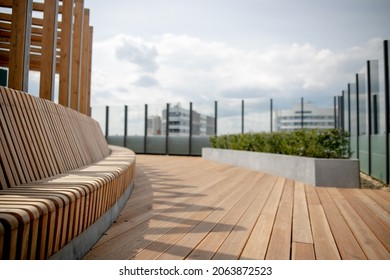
[0, 86, 136, 259]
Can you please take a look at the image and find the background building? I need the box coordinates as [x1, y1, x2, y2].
[161, 104, 215, 136]
[275, 102, 335, 131]
[147, 115, 162, 135]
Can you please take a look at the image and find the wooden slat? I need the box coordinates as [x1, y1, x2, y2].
[0, 213, 19, 259]
[340, 189, 390, 251]
[0, 222, 4, 259]
[328, 188, 390, 259]
[305, 184, 340, 260]
[0, 196, 56, 259]
[85, 165, 254, 260]
[0, 85, 135, 260]
[350, 189, 390, 227]
[0, 208, 31, 259]
[132, 172, 255, 260]
[317, 188, 367, 259]
[239, 177, 284, 260]
[0, 87, 30, 185]
[157, 174, 272, 260]
[292, 242, 315, 260]
[6, 88, 41, 181]
[292, 181, 313, 244]
[84, 155, 390, 260]
[188, 173, 268, 260]
[361, 189, 390, 213]
[265, 179, 294, 260]
[0, 203, 41, 259]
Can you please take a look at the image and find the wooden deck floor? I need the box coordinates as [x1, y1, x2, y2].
[83, 155, 390, 260]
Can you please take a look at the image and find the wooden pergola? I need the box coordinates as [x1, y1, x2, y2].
[0, 0, 93, 115]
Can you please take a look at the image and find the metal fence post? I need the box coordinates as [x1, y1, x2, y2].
[214, 101, 218, 136]
[270, 98, 273, 133]
[367, 60, 372, 175]
[124, 105, 128, 147]
[189, 102, 193, 155]
[356, 74, 360, 159]
[241, 99, 244, 134]
[341, 92, 345, 131]
[105, 105, 109, 140]
[348, 84, 351, 137]
[165, 103, 170, 155]
[383, 40, 389, 184]
[334, 96, 337, 129]
[144, 104, 148, 154]
[301, 97, 304, 129]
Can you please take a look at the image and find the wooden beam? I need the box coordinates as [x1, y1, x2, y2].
[39, 0, 59, 101]
[0, 0, 12, 8]
[86, 26, 93, 116]
[70, 0, 84, 111]
[8, 0, 32, 92]
[59, 0, 74, 107]
[79, 8, 89, 114]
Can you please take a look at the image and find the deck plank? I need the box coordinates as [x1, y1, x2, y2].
[305, 185, 340, 260]
[339, 189, 390, 251]
[265, 179, 294, 260]
[157, 173, 264, 260]
[83, 155, 390, 260]
[317, 188, 367, 259]
[239, 177, 284, 260]
[328, 188, 390, 259]
[207, 174, 272, 260]
[132, 172, 260, 260]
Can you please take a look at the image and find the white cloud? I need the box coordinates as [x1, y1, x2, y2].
[115, 35, 159, 73]
[90, 34, 384, 109]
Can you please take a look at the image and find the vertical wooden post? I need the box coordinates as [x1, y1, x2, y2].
[86, 26, 93, 116]
[70, 0, 84, 111]
[8, 0, 32, 92]
[40, 0, 59, 101]
[79, 9, 90, 114]
[59, 0, 75, 107]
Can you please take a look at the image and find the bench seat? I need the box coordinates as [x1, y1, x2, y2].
[0, 86, 136, 259]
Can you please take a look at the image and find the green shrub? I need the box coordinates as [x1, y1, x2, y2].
[210, 129, 351, 159]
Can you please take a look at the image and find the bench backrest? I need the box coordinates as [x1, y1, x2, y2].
[0, 86, 110, 190]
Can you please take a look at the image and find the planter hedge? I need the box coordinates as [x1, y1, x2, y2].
[210, 129, 351, 159]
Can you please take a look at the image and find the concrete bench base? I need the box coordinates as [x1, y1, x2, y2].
[202, 148, 360, 188]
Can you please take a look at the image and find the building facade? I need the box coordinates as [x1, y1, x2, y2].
[161, 104, 215, 136]
[147, 115, 162, 135]
[275, 102, 335, 131]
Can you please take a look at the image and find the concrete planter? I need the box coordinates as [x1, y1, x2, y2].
[202, 148, 360, 188]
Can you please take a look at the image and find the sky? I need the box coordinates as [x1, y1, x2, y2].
[82, 0, 390, 112]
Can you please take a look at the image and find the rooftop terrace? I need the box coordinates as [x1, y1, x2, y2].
[84, 155, 390, 260]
